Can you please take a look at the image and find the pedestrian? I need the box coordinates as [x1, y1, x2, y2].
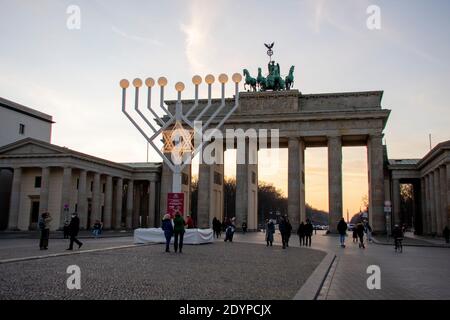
[285, 217, 292, 247]
[92, 220, 102, 238]
[38, 212, 52, 250]
[63, 217, 70, 239]
[66, 212, 83, 250]
[266, 219, 275, 246]
[305, 219, 313, 247]
[242, 221, 248, 234]
[443, 226, 450, 244]
[356, 222, 365, 249]
[224, 217, 236, 242]
[161, 214, 173, 252]
[297, 222, 305, 246]
[212, 217, 221, 239]
[185, 214, 194, 229]
[337, 217, 348, 248]
[279, 216, 289, 249]
[364, 220, 373, 243]
[352, 227, 358, 243]
[173, 212, 186, 253]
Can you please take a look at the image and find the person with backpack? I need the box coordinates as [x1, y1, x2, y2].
[224, 217, 236, 242]
[92, 220, 102, 238]
[284, 217, 293, 247]
[38, 212, 52, 250]
[337, 217, 348, 248]
[67, 212, 83, 250]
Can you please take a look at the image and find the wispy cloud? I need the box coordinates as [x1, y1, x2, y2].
[180, 0, 223, 74]
[111, 25, 163, 47]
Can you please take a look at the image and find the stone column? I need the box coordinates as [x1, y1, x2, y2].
[197, 162, 211, 228]
[7, 167, 22, 230]
[59, 167, 72, 229]
[103, 175, 113, 229]
[133, 183, 140, 228]
[367, 134, 385, 232]
[235, 138, 258, 230]
[429, 172, 436, 233]
[328, 136, 343, 233]
[434, 168, 442, 235]
[126, 180, 134, 229]
[77, 170, 88, 229]
[91, 172, 101, 227]
[114, 178, 123, 229]
[392, 178, 401, 225]
[420, 177, 427, 235]
[148, 180, 156, 227]
[288, 137, 304, 231]
[425, 174, 432, 234]
[39, 167, 50, 215]
[439, 166, 448, 233]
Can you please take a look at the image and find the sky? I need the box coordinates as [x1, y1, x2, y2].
[1, 0, 450, 214]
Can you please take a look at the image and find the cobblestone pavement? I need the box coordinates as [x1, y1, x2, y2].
[230, 231, 450, 300]
[0, 240, 325, 300]
[0, 237, 136, 261]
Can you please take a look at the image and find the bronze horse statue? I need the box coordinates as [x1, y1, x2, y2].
[243, 69, 257, 92]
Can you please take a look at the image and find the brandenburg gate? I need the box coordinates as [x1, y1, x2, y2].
[161, 89, 390, 233]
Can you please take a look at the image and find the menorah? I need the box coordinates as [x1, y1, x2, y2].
[119, 72, 242, 194]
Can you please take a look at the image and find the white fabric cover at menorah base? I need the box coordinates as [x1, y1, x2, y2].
[134, 228, 214, 244]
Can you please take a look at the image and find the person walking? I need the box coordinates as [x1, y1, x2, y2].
[224, 217, 236, 242]
[63, 217, 70, 239]
[337, 218, 348, 248]
[443, 226, 450, 244]
[161, 214, 173, 252]
[67, 212, 83, 250]
[364, 220, 373, 243]
[285, 217, 292, 247]
[38, 212, 52, 250]
[212, 217, 221, 239]
[356, 222, 365, 249]
[297, 222, 305, 246]
[279, 216, 288, 249]
[266, 219, 275, 246]
[305, 219, 313, 247]
[173, 212, 186, 253]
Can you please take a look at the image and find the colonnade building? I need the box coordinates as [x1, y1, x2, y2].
[0, 94, 449, 235]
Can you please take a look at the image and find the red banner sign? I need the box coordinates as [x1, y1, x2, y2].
[167, 193, 184, 218]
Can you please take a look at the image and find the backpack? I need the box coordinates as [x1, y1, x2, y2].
[38, 217, 45, 230]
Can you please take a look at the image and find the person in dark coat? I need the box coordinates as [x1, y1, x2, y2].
[224, 217, 236, 242]
[67, 212, 83, 250]
[337, 218, 348, 248]
[242, 221, 248, 234]
[443, 226, 450, 244]
[212, 217, 220, 239]
[38, 212, 52, 250]
[285, 217, 292, 247]
[161, 214, 173, 252]
[304, 219, 313, 247]
[266, 219, 275, 246]
[279, 216, 289, 249]
[297, 222, 305, 246]
[356, 222, 365, 249]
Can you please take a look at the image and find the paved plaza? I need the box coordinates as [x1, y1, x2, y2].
[0, 231, 449, 300]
